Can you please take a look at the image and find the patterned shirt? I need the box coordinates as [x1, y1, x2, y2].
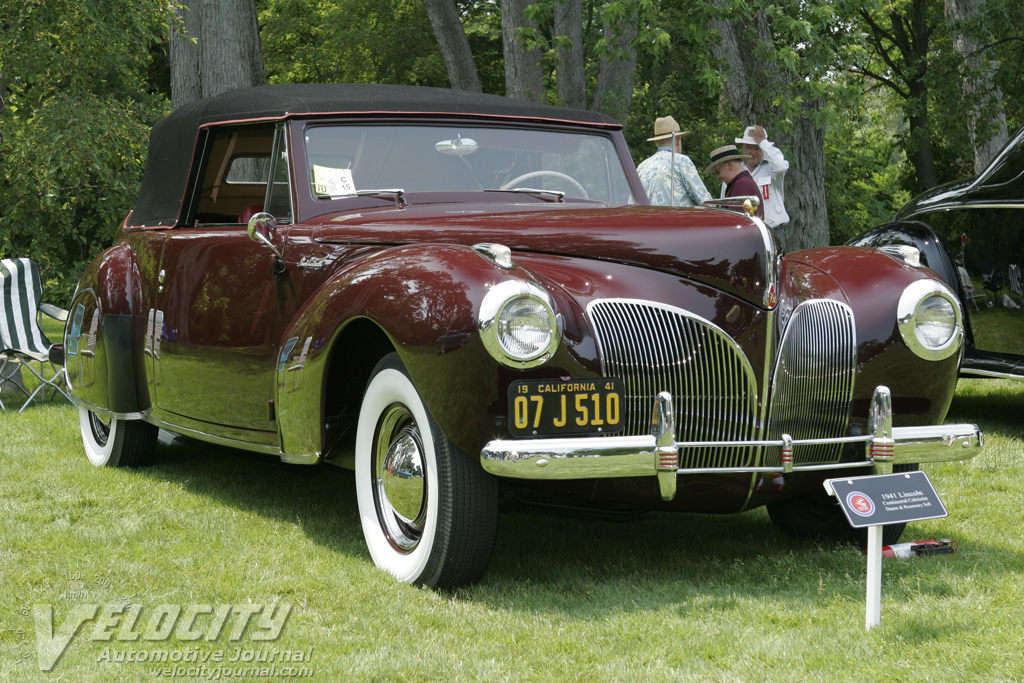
[636, 147, 713, 207]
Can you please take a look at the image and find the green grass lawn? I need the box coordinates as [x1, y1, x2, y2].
[1, 378, 1022, 682]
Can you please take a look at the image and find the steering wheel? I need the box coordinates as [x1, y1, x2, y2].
[500, 171, 589, 198]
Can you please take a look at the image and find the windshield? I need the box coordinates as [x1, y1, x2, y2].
[303, 123, 636, 205]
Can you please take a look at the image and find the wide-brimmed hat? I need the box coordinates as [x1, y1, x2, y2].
[705, 144, 751, 174]
[734, 126, 760, 146]
[647, 116, 691, 142]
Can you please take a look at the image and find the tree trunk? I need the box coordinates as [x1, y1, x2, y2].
[169, 0, 265, 109]
[501, 0, 545, 102]
[420, 0, 482, 92]
[907, 77, 938, 192]
[777, 115, 829, 252]
[591, 5, 637, 120]
[901, 0, 938, 192]
[944, 0, 1009, 172]
[710, 8, 829, 249]
[554, 0, 586, 109]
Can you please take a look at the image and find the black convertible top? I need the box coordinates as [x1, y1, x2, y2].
[130, 83, 623, 227]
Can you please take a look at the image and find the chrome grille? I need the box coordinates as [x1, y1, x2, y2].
[766, 299, 857, 465]
[588, 299, 759, 469]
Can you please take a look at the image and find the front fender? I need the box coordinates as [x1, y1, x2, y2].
[274, 243, 533, 459]
[848, 221, 959, 291]
[783, 247, 962, 426]
[64, 243, 149, 416]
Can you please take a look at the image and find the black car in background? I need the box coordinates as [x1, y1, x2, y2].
[852, 125, 1024, 379]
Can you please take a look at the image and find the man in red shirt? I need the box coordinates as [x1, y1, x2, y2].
[705, 145, 764, 221]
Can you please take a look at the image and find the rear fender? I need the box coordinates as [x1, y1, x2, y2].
[64, 244, 149, 417]
[275, 243, 526, 460]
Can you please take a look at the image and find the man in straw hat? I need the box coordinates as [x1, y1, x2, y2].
[636, 116, 712, 207]
[734, 125, 789, 249]
[705, 144, 764, 220]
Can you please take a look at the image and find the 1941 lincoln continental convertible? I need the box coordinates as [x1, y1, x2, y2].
[65, 84, 982, 588]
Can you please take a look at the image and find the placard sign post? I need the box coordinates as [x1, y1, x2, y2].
[823, 471, 948, 630]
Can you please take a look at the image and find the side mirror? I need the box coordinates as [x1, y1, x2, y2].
[247, 212, 285, 272]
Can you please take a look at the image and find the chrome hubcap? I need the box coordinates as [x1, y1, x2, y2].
[89, 412, 111, 447]
[373, 405, 427, 552]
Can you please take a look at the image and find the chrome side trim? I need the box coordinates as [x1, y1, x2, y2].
[959, 368, 1024, 380]
[73, 396, 148, 422]
[154, 422, 286, 457]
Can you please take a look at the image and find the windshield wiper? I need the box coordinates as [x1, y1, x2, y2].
[316, 188, 406, 207]
[484, 188, 565, 203]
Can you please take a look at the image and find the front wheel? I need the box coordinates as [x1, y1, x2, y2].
[767, 464, 919, 546]
[355, 354, 498, 589]
[79, 407, 157, 467]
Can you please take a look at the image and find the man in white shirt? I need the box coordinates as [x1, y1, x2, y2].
[734, 125, 790, 251]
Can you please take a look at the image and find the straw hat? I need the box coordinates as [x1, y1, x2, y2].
[647, 116, 691, 142]
[705, 145, 751, 174]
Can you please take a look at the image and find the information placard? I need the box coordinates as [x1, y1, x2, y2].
[824, 470, 947, 529]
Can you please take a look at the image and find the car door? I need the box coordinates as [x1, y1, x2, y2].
[151, 123, 293, 440]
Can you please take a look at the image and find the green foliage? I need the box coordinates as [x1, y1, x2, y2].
[258, 0, 449, 87]
[825, 91, 912, 244]
[625, 0, 738, 168]
[0, 95, 163, 296]
[461, 2, 506, 95]
[1, 0, 1021, 287]
[0, 0, 179, 301]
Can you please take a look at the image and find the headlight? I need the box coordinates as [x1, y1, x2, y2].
[897, 279, 962, 361]
[478, 280, 560, 368]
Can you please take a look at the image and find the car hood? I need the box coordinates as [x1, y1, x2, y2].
[310, 203, 774, 308]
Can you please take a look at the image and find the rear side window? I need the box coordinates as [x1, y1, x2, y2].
[189, 125, 292, 225]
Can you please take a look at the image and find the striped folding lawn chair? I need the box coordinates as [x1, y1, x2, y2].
[0, 258, 71, 412]
[1009, 264, 1022, 302]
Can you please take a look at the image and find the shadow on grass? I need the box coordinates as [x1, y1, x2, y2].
[123, 428, 1001, 620]
[139, 432, 366, 555]
[947, 378, 1024, 440]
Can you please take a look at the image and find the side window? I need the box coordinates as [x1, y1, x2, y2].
[191, 124, 291, 225]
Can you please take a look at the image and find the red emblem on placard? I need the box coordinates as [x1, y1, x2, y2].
[766, 284, 778, 309]
[846, 491, 875, 517]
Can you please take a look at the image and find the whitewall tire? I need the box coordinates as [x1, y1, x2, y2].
[79, 407, 157, 467]
[355, 353, 497, 589]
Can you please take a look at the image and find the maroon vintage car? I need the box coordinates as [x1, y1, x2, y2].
[65, 84, 981, 588]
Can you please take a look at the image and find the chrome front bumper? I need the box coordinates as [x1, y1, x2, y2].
[480, 386, 983, 501]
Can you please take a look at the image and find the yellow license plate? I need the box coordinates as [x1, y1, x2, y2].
[508, 378, 625, 437]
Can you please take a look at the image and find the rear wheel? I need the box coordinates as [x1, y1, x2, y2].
[79, 407, 157, 467]
[355, 353, 498, 589]
[767, 464, 918, 546]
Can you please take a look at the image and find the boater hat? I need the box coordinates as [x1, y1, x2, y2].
[647, 116, 691, 142]
[705, 144, 751, 174]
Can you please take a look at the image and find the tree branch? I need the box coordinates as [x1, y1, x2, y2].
[847, 65, 909, 99]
